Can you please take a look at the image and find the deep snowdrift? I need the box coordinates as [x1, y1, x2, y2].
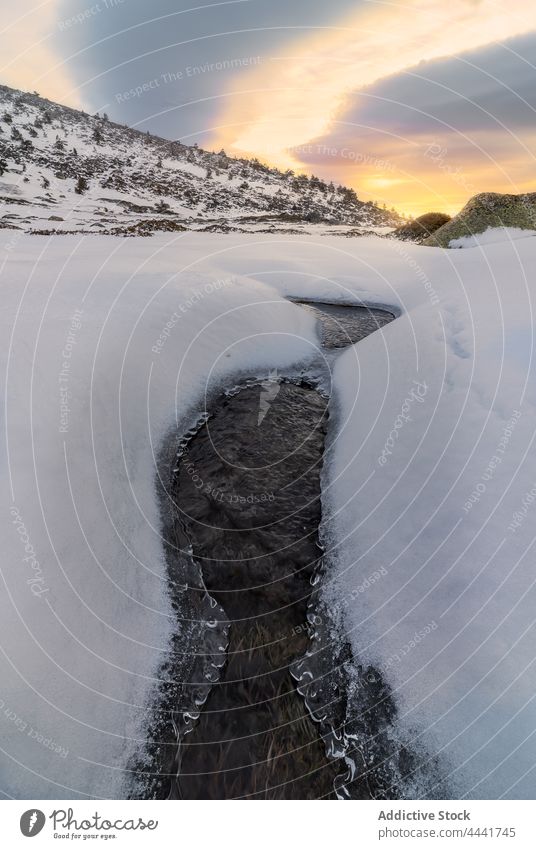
[1, 229, 535, 798]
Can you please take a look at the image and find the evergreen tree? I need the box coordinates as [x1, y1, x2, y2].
[75, 176, 89, 194]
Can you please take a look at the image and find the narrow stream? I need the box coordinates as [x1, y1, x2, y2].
[141, 301, 437, 800]
[289, 300, 395, 348]
[173, 381, 338, 798]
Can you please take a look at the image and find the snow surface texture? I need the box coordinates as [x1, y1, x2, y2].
[1, 229, 536, 799]
[449, 226, 536, 249]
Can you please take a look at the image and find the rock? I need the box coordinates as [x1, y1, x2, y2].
[393, 212, 451, 243]
[423, 192, 536, 247]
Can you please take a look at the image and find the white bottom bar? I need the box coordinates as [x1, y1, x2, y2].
[2, 800, 534, 848]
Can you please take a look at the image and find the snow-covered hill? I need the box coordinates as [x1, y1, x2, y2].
[0, 85, 400, 237]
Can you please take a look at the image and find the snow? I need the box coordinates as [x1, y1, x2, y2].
[162, 158, 206, 179]
[449, 226, 536, 248]
[0, 232, 317, 798]
[323, 237, 536, 799]
[1, 229, 536, 799]
[1, 85, 399, 237]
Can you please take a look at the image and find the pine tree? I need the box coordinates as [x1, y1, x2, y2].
[75, 176, 89, 194]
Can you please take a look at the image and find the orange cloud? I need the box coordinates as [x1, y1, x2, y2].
[210, 0, 536, 177]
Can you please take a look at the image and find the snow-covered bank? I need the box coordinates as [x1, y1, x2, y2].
[449, 226, 536, 249]
[324, 238, 536, 798]
[1, 230, 536, 798]
[0, 232, 317, 798]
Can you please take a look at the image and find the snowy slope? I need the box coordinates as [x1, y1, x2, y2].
[449, 226, 536, 249]
[1, 229, 536, 799]
[0, 85, 400, 238]
[321, 238, 536, 798]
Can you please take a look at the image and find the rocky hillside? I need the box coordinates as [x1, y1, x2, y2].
[424, 192, 536, 247]
[0, 85, 401, 236]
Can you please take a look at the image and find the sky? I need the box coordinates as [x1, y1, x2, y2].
[1, 0, 536, 215]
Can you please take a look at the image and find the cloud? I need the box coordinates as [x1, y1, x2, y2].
[1, 0, 81, 106]
[295, 35, 536, 215]
[48, 0, 359, 137]
[210, 0, 536, 168]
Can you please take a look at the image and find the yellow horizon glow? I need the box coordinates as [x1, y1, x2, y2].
[209, 0, 536, 214]
[344, 166, 536, 220]
[2, 1, 535, 217]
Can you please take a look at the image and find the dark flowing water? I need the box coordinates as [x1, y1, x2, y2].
[290, 300, 395, 349]
[171, 382, 338, 798]
[141, 300, 443, 800]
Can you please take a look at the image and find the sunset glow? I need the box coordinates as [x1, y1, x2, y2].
[210, 0, 536, 214]
[2, 0, 535, 216]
